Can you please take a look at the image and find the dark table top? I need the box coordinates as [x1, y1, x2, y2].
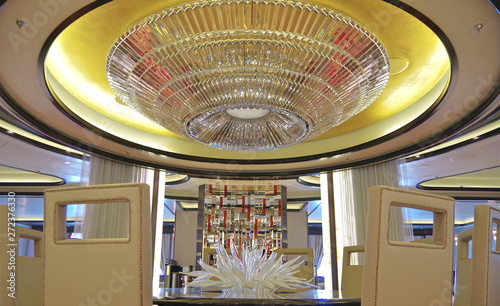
[153, 288, 361, 305]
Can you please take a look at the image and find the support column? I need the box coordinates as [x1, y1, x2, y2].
[320, 171, 339, 291]
[151, 169, 165, 297]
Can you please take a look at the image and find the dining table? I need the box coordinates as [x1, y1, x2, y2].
[153, 287, 361, 305]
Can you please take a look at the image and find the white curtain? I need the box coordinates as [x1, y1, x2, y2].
[308, 234, 324, 284]
[329, 158, 413, 274]
[334, 158, 412, 247]
[74, 155, 153, 239]
[161, 233, 175, 272]
[308, 234, 324, 267]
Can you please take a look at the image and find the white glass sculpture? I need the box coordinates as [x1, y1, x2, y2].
[186, 241, 312, 298]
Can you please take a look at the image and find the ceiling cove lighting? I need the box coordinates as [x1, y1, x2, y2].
[106, 0, 390, 151]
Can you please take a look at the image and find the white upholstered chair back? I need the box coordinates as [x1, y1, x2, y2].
[1, 206, 43, 306]
[471, 205, 500, 305]
[42, 183, 152, 306]
[362, 186, 455, 306]
[341, 245, 364, 298]
[454, 228, 473, 306]
[411, 237, 434, 244]
[15, 226, 43, 306]
[274, 248, 314, 289]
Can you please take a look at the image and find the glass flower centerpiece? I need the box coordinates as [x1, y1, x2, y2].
[185, 241, 313, 298]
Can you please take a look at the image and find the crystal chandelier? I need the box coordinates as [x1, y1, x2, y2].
[106, 0, 390, 151]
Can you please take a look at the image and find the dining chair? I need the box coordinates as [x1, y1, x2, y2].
[15, 226, 43, 306]
[362, 186, 455, 306]
[341, 245, 365, 298]
[454, 228, 473, 306]
[471, 205, 500, 305]
[0, 206, 43, 306]
[42, 183, 152, 306]
[202, 247, 230, 266]
[275, 248, 315, 284]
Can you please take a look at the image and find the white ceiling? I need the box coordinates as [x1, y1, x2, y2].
[405, 135, 500, 186]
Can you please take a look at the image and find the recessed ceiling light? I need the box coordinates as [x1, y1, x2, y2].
[6, 130, 14, 134]
[64, 161, 70, 164]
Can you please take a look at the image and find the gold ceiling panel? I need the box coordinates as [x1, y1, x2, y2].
[45, 0, 450, 149]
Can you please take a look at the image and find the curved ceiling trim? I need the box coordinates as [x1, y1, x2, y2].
[0, 119, 83, 158]
[165, 174, 190, 186]
[420, 187, 500, 192]
[417, 166, 500, 191]
[406, 122, 500, 162]
[0, 165, 66, 186]
[297, 176, 321, 188]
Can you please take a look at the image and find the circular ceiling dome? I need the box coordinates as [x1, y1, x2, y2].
[8, 0, 494, 177]
[106, 0, 390, 151]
